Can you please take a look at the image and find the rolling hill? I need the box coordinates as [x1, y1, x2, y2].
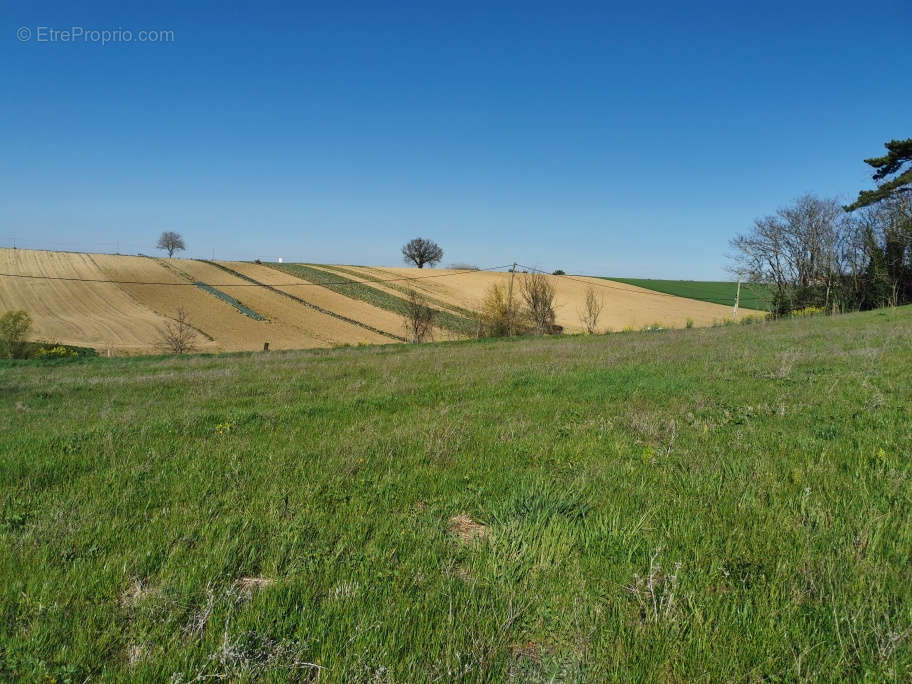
[0, 249, 762, 354]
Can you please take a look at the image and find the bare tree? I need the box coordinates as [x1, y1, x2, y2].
[578, 287, 604, 334]
[729, 194, 847, 314]
[159, 307, 199, 354]
[520, 272, 557, 335]
[156, 231, 186, 258]
[401, 289, 436, 343]
[401, 238, 443, 269]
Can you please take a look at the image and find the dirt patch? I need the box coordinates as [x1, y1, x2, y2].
[120, 578, 153, 609]
[234, 575, 275, 596]
[447, 513, 489, 543]
[126, 644, 144, 669]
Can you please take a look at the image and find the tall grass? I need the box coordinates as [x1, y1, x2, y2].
[1, 306, 911, 679]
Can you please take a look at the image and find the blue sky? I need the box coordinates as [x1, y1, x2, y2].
[2, 1, 909, 278]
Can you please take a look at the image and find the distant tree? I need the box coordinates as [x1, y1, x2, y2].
[520, 272, 557, 335]
[401, 289, 436, 343]
[0, 310, 32, 359]
[156, 231, 186, 258]
[730, 194, 848, 314]
[846, 138, 912, 211]
[159, 307, 198, 354]
[552, 269, 565, 276]
[578, 287, 604, 334]
[402, 238, 443, 268]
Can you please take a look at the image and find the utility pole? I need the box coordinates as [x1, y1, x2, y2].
[507, 262, 517, 336]
[733, 277, 742, 320]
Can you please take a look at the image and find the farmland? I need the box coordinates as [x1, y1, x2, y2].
[2, 305, 911, 679]
[0, 249, 761, 354]
[602, 277, 775, 311]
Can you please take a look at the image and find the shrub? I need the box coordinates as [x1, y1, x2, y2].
[475, 283, 530, 337]
[35, 345, 78, 359]
[791, 306, 826, 318]
[685, 317, 694, 329]
[159, 307, 199, 354]
[401, 289, 436, 343]
[0, 310, 32, 359]
[552, 269, 566, 276]
[578, 287, 604, 334]
[520, 272, 557, 335]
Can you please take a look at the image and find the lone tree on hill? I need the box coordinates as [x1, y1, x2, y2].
[156, 231, 186, 258]
[845, 138, 912, 211]
[402, 237, 443, 268]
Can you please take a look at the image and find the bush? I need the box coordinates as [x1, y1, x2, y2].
[474, 283, 530, 338]
[578, 287, 604, 334]
[791, 306, 826, 318]
[0, 310, 32, 359]
[401, 289, 436, 343]
[685, 317, 694, 329]
[159, 307, 199, 354]
[520, 272, 557, 335]
[34, 345, 78, 359]
[552, 269, 566, 276]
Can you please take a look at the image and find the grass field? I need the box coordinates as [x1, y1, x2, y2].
[602, 277, 775, 311]
[2, 306, 911, 680]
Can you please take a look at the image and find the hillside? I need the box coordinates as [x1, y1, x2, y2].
[0, 249, 761, 354]
[1, 306, 911, 679]
[601, 277, 775, 311]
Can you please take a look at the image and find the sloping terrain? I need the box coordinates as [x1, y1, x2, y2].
[602, 277, 774, 311]
[0, 249, 761, 354]
[0, 250, 173, 354]
[2, 306, 910, 679]
[335, 265, 759, 331]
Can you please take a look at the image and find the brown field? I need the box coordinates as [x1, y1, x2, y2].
[217, 261, 407, 338]
[91, 254, 338, 352]
[331, 265, 757, 332]
[174, 259, 392, 348]
[0, 249, 760, 354]
[0, 250, 172, 354]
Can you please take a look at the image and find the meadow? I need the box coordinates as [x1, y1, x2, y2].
[602, 277, 775, 311]
[1, 306, 911, 680]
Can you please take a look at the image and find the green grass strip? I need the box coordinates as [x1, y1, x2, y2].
[199, 260, 405, 342]
[191, 282, 265, 320]
[320, 264, 477, 319]
[152, 257, 266, 320]
[269, 263, 476, 336]
[600, 277, 774, 311]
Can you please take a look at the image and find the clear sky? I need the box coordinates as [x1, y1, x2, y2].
[2, 1, 909, 278]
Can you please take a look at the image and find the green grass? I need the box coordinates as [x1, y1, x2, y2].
[2, 307, 911, 680]
[602, 277, 775, 311]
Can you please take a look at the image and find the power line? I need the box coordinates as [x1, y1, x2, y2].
[0, 263, 514, 288]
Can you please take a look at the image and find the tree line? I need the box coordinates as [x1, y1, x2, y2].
[730, 138, 912, 315]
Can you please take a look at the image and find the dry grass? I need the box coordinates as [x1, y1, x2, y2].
[447, 513, 490, 543]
